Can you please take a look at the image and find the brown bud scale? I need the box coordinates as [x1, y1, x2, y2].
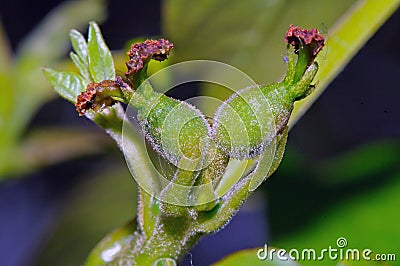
[125, 39, 174, 76]
[284, 24, 325, 57]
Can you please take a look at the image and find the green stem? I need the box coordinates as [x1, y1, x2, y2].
[116, 214, 201, 265]
[292, 45, 311, 84]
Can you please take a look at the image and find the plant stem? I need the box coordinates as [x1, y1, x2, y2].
[116, 210, 201, 265]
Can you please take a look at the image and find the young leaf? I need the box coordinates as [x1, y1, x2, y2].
[70, 52, 91, 82]
[70, 29, 89, 62]
[85, 219, 138, 266]
[88, 22, 115, 82]
[43, 68, 86, 102]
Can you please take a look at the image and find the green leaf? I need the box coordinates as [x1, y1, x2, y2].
[33, 166, 138, 266]
[69, 29, 91, 82]
[88, 22, 115, 82]
[1, 127, 111, 179]
[43, 68, 86, 102]
[274, 172, 400, 266]
[85, 219, 138, 266]
[315, 140, 400, 185]
[163, 0, 356, 84]
[213, 247, 300, 266]
[70, 29, 89, 62]
[70, 52, 91, 82]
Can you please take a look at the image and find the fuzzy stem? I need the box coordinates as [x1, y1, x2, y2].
[115, 214, 201, 265]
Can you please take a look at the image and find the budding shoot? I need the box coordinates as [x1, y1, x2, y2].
[212, 25, 325, 159]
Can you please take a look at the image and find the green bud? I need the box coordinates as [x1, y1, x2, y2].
[131, 84, 213, 171]
[212, 25, 325, 159]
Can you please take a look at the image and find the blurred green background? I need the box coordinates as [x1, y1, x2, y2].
[0, 0, 399, 265]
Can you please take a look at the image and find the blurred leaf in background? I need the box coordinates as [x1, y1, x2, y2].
[33, 163, 137, 266]
[163, 0, 353, 81]
[264, 138, 400, 265]
[0, 0, 107, 179]
[162, 0, 356, 103]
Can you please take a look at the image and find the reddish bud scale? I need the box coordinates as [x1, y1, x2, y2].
[125, 39, 174, 77]
[284, 24, 325, 65]
[76, 78, 128, 116]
